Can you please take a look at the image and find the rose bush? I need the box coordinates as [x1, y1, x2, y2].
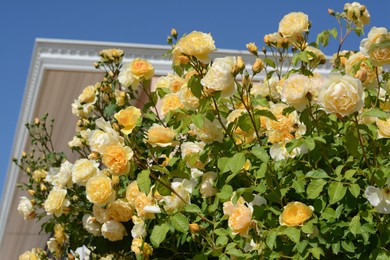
[15, 2, 390, 259]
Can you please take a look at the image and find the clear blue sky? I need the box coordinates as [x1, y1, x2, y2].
[1, 0, 388, 199]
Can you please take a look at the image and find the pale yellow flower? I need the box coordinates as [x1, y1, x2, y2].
[72, 158, 99, 185]
[86, 174, 115, 205]
[376, 117, 390, 138]
[146, 124, 176, 147]
[92, 204, 110, 224]
[126, 181, 141, 206]
[264, 32, 289, 48]
[102, 144, 133, 176]
[344, 2, 370, 28]
[19, 250, 38, 260]
[44, 187, 69, 217]
[279, 201, 313, 226]
[189, 118, 224, 143]
[278, 12, 309, 40]
[360, 27, 390, 66]
[107, 199, 134, 222]
[17, 196, 35, 220]
[82, 214, 102, 236]
[114, 106, 141, 135]
[281, 74, 311, 111]
[99, 49, 124, 63]
[101, 220, 127, 241]
[131, 238, 153, 259]
[228, 203, 252, 237]
[160, 93, 184, 117]
[78, 85, 96, 104]
[345, 52, 380, 87]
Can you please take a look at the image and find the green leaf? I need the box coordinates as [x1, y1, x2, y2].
[311, 247, 324, 260]
[363, 108, 388, 120]
[266, 230, 277, 249]
[332, 242, 340, 255]
[192, 114, 204, 128]
[341, 240, 355, 253]
[282, 227, 300, 243]
[184, 204, 201, 213]
[255, 109, 277, 121]
[150, 165, 170, 175]
[330, 28, 338, 38]
[216, 235, 228, 246]
[104, 103, 117, 117]
[306, 169, 329, 179]
[171, 213, 189, 233]
[301, 221, 314, 234]
[217, 185, 233, 202]
[252, 146, 269, 162]
[303, 137, 316, 151]
[349, 215, 361, 236]
[188, 75, 203, 98]
[228, 153, 245, 175]
[307, 179, 327, 199]
[193, 254, 208, 260]
[256, 163, 267, 179]
[150, 224, 169, 247]
[218, 157, 230, 173]
[345, 126, 360, 158]
[349, 183, 360, 198]
[263, 58, 276, 68]
[226, 248, 246, 258]
[137, 169, 151, 194]
[328, 182, 347, 204]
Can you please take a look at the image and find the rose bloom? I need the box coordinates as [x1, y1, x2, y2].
[46, 160, 73, 188]
[88, 129, 120, 155]
[114, 106, 141, 135]
[178, 85, 199, 111]
[199, 171, 218, 198]
[82, 214, 102, 236]
[264, 32, 289, 48]
[54, 224, 66, 245]
[93, 204, 110, 224]
[344, 2, 370, 28]
[226, 109, 256, 144]
[17, 196, 35, 220]
[309, 73, 328, 103]
[270, 142, 308, 161]
[181, 141, 206, 169]
[126, 181, 141, 206]
[318, 74, 364, 117]
[376, 118, 390, 138]
[72, 158, 99, 185]
[345, 52, 380, 87]
[107, 199, 134, 222]
[228, 203, 253, 237]
[32, 169, 47, 182]
[86, 174, 115, 205]
[102, 144, 133, 176]
[281, 74, 311, 111]
[279, 201, 314, 226]
[129, 58, 154, 79]
[101, 220, 127, 242]
[360, 27, 390, 66]
[135, 192, 160, 218]
[278, 12, 309, 40]
[160, 93, 184, 117]
[365, 178, 390, 214]
[146, 124, 176, 147]
[161, 179, 193, 212]
[44, 187, 69, 217]
[78, 85, 96, 104]
[19, 249, 39, 260]
[305, 46, 326, 69]
[155, 73, 185, 92]
[189, 118, 224, 143]
[201, 56, 236, 97]
[118, 65, 137, 89]
[131, 216, 147, 238]
[131, 238, 153, 259]
[173, 31, 216, 64]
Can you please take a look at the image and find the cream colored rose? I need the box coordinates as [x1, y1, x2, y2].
[200, 171, 218, 198]
[135, 192, 160, 218]
[86, 174, 115, 205]
[181, 141, 206, 169]
[270, 142, 308, 161]
[281, 74, 311, 111]
[72, 158, 99, 185]
[309, 73, 327, 103]
[102, 144, 133, 176]
[345, 52, 380, 86]
[118, 65, 137, 89]
[278, 12, 309, 40]
[173, 31, 216, 64]
[189, 118, 224, 143]
[126, 181, 141, 206]
[107, 199, 134, 222]
[44, 187, 69, 217]
[78, 85, 96, 104]
[376, 117, 390, 138]
[101, 220, 127, 241]
[46, 161, 73, 188]
[88, 129, 119, 154]
[47, 238, 61, 259]
[131, 216, 147, 238]
[344, 2, 370, 28]
[318, 74, 364, 117]
[201, 56, 236, 97]
[228, 203, 252, 237]
[93, 204, 110, 224]
[160, 93, 184, 117]
[19, 250, 38, 260]
[279, 201, 313, 226]
[114, 106, 141, 135]
[161, 179, 192, 212]
[131, 238, 153, 258]
[146, 124, 176, 147]
[178, 85, 199, 111]
[82, 214, 102, 236]
[360, 27, 390, 66]
[18, 196, 35, 220]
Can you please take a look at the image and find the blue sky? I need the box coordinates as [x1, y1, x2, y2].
[0, 0, 388, 199]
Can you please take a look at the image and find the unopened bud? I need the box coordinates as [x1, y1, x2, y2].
[34, 118, 40, 125]
[111, 175, 120, 185]
[108, 71, 114, 77]
[28, 189, 36, 196]
[88, 152, 100, 161]
[232, 56, 245, 75]
[94, 62, 99, 69]
[112, 123, 120, 131]
[63, 207, 71, 215]
[328, 9, 335, 16]
[189, 223, 200, 234]
[40, 183, 47, 192]
[356, 70, 367, 83]
[22, 151, 27, 158]
[262, 47, 267, 54]
[171, 28, 178, 38]
[178, 55, 190, 64]
[252, 58, 264, 74]
[246, 42, 258, 56]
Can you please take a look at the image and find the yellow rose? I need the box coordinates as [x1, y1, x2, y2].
[178, 85, 199, 111]
[278, 12, 309, 40]
[181, 141, 206, 169]
[360, 27, 390, 66]
[86, 174, 115, 205]
[32, 169, 47, 182]
[72, 158, 99, 185]
[19, 250, 38, 260]
[318, 74, 364, 117]
[281, 74, 311, 111]
[376, 117, 390, 138]
[305, 46, 326, 69]
[129, 58, 154, 79]
[93, 204, 110, 224]
[102, 144, 133, 176]
[344, 2, 370, 28]
[101, 220, 127, 242]
[99, 49, 124, 63]
[126, 181, 141, 206]
[228, 203, 252, 237]
[44, 187, 69, 217]
[226, 109, 256, 144]
[78, 85, 96, 104]
[131, 238, 153, 258]
[279, 201, 313, 226]
[189, 118, 224, 143]
[146, 124, 176, 147]
[114, 106, 141, 135]
[201, 56, 236, 98]
[246, 42, 258, 55]
[160, 93, 184, 117]
[135, 192, 156, 218]
[174, 31, 216, 64]
[54, 224, 66, 245]
[107, 199, 134, 222]
[264, 32, 289, 48]
[345, 52, 380, 86]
